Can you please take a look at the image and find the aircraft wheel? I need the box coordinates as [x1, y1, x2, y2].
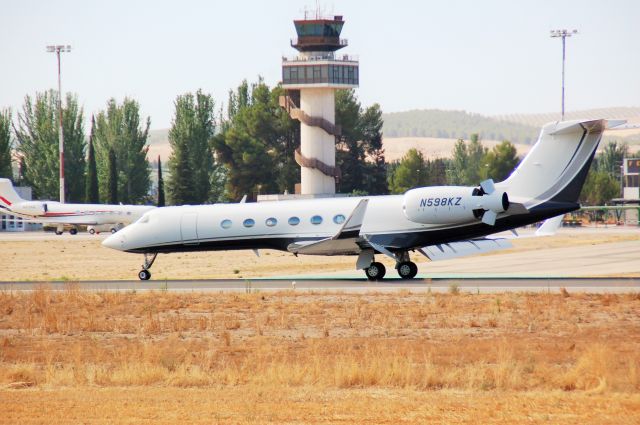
[69, 228, 78, 235]
[397, 261, 418, 279]
[88, 228, 95, 235]
[111, 228, 117, 234]
[138, 269, 151, 281]
[365, 262, 386, 281]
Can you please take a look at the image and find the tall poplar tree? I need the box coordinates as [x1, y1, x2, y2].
[85, 115, 99, 203]
[94, 98, 150, 204]
[13, 91, 86, 200]
[167, 90, 215, 205]
[107, 149, 118, 204]
[0, 109, 12, 180]
[157, 155, 165, 207]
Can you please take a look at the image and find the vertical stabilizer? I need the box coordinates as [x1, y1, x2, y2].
[497, 119, 607, 207]
[0, 178, 24, 209]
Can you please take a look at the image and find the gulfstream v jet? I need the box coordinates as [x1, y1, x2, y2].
[0, 179, 155, 235]
[103, 119, 622, 280]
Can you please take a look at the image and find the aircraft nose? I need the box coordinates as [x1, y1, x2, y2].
[102, 232, 127, 251]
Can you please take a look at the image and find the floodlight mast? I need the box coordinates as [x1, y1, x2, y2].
[550, 29, 578, 121]
[46, 44, 71, 203]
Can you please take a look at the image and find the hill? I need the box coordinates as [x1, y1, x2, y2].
[381, 109, 539, 144]
[494, 106, 640, 127]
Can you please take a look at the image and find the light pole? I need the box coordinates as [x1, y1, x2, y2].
[46, 44, 71, 203]
[550, 29, 577, 121]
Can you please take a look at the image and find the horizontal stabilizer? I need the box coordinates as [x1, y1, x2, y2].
[535, 214, 564, 236]
[418, 238, 513, 261]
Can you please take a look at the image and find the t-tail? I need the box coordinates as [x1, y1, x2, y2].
[0, 178, 25, 212]
[496, 119, 620, 215]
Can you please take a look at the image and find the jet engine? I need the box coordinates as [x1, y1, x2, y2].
[402, 179, 509, 226]
[11, 201, 48, 216]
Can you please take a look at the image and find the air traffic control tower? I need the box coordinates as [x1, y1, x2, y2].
[280, 14, 359, 195]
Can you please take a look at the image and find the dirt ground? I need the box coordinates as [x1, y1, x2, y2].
[0, 227, 638, 281]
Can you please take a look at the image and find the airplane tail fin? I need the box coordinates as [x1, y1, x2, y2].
[498, 119, 617, 206]
[0, 178, 25, 210]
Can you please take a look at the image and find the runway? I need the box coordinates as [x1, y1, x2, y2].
[2, 277, 639, 293]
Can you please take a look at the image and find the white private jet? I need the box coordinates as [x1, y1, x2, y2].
[103, 119, 620, 281]
[0, 178, 155, 235]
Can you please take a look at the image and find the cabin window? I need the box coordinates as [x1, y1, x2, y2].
[288, 216, 300, 226]
[333, 214, 346, 224]
[310, 215, 323, 225]
[266, 217, 277, 227]
[221, 219, 232, 229]
[243, 218, 255, 228]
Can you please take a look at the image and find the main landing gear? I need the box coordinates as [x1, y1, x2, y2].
[138, 253, 157, 281]
[364, 262, 386, 281]
[362, 251, 419, 281]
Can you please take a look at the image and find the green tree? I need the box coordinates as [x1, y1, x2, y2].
[388, 149, 428, 193]
[447, 139, 468, 185]
[107, 149, 118, 204]
[466, 133, 488, 184]
[94, 98, 150, 204]
[447, 134, 488, 185]
[580, 169, 619, 205]
[482, 140, 519, 182]
[157, 155, 165, 207]
[167, 90, 215, 205]
[13, 91, 85, 200]
[85, 115, 99, 203]
[0, 109, 12, 180]
[598, 140, 627, 178]
[335, 90, 387, 194]
[212, 79, 297, 200]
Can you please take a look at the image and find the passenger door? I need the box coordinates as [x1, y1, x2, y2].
[180, 212, 199, 245]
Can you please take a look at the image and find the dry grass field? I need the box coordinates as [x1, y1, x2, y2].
[0, 286, 639, 423]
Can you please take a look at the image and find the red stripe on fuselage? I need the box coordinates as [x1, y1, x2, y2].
[0, 196, 12, 206]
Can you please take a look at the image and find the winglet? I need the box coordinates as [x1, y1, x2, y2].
[333, 199, 369, 240]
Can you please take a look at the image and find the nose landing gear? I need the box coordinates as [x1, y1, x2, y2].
[138, 253, 157, 280]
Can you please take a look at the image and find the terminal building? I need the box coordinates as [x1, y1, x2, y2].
[620, 158, 640, 224]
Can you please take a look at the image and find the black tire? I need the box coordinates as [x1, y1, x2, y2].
[111, 228, 117, 234]
[69, 228, 78, 235]
[365, 262, 386, 281]
[88, 228, 95, 235]
[397, 261, 418, 279]
[138, 269, 151, 281]
[55, 230, 63, 235]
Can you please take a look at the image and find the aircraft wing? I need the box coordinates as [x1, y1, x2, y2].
[417, 238, 513, 261]
[287, 199, 369, 255]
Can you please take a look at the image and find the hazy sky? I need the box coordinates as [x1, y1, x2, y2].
[1, 0, 638, 130]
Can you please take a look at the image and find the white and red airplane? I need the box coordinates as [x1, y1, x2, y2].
[0, 179, 155, 235]
[102, 119, 622, 280]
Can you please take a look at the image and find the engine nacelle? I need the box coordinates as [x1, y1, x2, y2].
[402, 186, 509, 225]
[12, 201, 48, 216]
